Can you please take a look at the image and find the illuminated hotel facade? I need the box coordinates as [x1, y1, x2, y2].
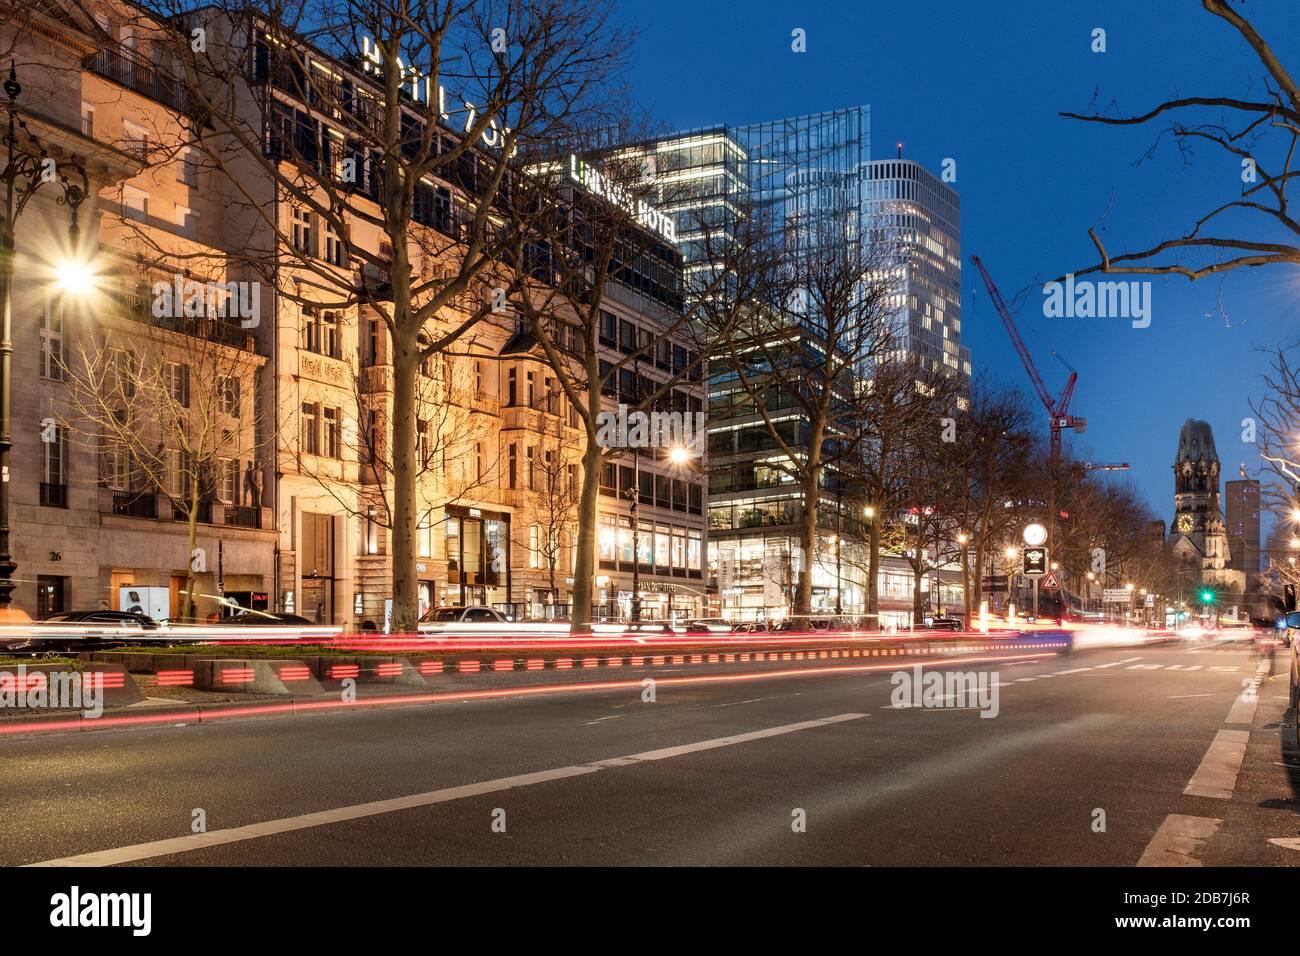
[0, 0, 703, 624]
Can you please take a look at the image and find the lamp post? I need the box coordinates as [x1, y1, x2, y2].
[0, 65, 89, 614]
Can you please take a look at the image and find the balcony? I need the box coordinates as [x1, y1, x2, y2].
[114, 291, 257, 351]
[39, 483, 67, 509]
[112, 490, 157, 519]
[84, 47, 208, 124]
[224, 505, 262, 529]
[358, 365, 393, 394]
[173, 500, 213, 524]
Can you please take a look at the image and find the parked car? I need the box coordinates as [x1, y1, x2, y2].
[0, 609, 160, 653]
[419, 606, 510, 625]
[223, 611, 316, 626]
[731, 622, 771, 634]
[921, 616, 964, 632]
[682, 618, 732, 635]
[622, 621, 676, 635]
[45, 610, 160, 630]
[1278, 612, 1300, 709]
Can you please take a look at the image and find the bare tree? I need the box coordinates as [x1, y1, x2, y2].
[938, 379, 1040, 613]
[708, 209, 906, 620]
[60, 275, 272, 620]
[1061, 0, 1300, 279]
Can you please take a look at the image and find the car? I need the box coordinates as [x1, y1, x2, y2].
[682, 617, 732, 634]
[921, 616, 964, 631]
[622, 621, 676, 634]
[0, 609, 161, 653]
[419, 605, 510, 625]
[1282, 612, 1300, 708]
[730, 622, 771, 634]
[45, 610, 161, 630]
[220, 610, 317, 626]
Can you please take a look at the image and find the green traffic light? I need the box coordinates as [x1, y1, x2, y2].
[1199, 590, 1214, 603]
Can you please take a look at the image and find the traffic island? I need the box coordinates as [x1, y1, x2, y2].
[191, 658, 324, 696]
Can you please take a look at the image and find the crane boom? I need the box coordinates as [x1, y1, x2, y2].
[970, 255, 1052, 412]
[969, 255, 1079, 460]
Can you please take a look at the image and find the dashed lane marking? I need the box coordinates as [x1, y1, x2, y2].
[24, 712, 868, 867]
[1184, 730, 1251, 799]
[1137, 814, 1222, 867]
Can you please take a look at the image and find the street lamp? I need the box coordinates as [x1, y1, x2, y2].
[0, 65, 89, 616]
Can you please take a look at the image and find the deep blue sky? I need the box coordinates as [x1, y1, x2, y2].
[617, 0, 1300, 523]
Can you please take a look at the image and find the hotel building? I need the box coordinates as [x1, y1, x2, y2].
[0, 0, 703, 623]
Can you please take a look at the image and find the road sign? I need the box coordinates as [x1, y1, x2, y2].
[1022, 547, 1048, 577]
[1040, 571, 1061, 591]
[1103, 588, 1131, 603]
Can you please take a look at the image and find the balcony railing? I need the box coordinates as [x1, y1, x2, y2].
[112, 490, 157, 519]
[224, 505, 261, 529]
[39, 483, 67, 508]
[83, 47, 208, 123]
[114, 290, 257, 352]
[173, 500, 213, 524]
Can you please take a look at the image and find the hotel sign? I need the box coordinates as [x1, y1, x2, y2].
[568, 154, 677, 244]
[360, 37, 512, 150]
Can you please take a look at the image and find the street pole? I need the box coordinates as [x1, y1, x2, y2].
[0, 65, 87, 613]
[834, 488, 842, 617]
[628, 351, 641, 623]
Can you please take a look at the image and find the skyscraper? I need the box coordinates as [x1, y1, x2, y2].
[865, 159, 968, 382]
[1225, 478, 1261, 575]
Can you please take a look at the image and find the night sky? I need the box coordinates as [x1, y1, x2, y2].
[618, 0, 1300, 528]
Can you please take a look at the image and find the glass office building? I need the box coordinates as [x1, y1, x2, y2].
[618, 108, 966, 622]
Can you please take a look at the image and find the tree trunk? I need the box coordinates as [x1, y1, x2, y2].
[795, 467, 818, 620]
[184, 504, 199, 622]
[570, 436, 602, 635]
[389, 328, 420, 633]
[912, 524, 925, 625]
[866, 513, 881, 624]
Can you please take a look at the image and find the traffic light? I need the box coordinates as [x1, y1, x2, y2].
[1199, 589, 1215, 604]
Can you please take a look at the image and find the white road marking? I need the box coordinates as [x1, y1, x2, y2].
[1184, 730, 1251, 799]
[1014, 677, 1037, 682]
[25, 712, 867, 867]
[1268, 837, 1300, 852]
[1053, 668, 1091, 675]
[1225, 688, 1261, 725]
[1167, 693, 1213, 699]
[1225, 663, 1271, 725]
[1138, 814, 1222, 867]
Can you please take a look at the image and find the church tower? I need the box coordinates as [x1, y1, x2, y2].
[1170, 419, 1230, 572]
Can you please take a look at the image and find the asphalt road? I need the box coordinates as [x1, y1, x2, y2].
[3, 638, 1297, 866]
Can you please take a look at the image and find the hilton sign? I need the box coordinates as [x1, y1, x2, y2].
[360, 37, 513, 151]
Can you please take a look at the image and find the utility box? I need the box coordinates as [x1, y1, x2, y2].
[119, 586, 170, 621]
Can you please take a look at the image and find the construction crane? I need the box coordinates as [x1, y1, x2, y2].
[1082, 462, 1130, 473]
[970, 255, 1084, 461]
